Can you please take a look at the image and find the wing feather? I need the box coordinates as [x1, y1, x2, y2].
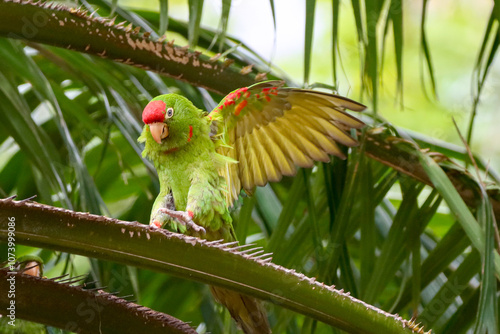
[286, 117, 345, 157]
[248, 134, 266, 187]
[237, 134, 253, 190]
[288, 90, 366, 111]
[261, 125, 296, 177]
[252, 129, 281, 183]
[210, 81, 366, 206]
[219, 129, 241, 205]
[286, 110, 358, 148]
[288, 98, 364, 129]
[279, 119, 330, 162]
[273, 119, 315, 167]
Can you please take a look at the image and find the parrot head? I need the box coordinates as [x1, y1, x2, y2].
[140, 94, 204, 152]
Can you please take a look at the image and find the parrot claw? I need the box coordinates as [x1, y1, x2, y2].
[157, 208, 206, 234]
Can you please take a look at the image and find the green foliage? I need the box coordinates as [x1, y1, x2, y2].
[0, 0, 498, 333]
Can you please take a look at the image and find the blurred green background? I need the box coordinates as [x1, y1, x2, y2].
[123, 0, 500, 171]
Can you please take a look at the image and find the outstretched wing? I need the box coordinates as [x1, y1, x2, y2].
[208, 81, 366, 206]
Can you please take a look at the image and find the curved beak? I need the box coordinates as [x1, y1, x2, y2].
[149, 122, 168, 144]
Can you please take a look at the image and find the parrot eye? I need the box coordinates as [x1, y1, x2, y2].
[166, 107, 174, 118]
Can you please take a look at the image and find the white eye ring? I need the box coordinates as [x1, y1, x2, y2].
[166, 107, 174, 118]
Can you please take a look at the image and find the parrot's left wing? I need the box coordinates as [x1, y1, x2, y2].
[208, 81, 366, 206]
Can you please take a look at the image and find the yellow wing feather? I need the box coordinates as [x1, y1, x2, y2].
[238, 134, 253, 190]
[260, 125, 296, 177]
[251, 130, 277, 183]
[209, 81, 366, 206]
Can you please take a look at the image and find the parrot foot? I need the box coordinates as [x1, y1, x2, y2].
[157, 208, 206, 234]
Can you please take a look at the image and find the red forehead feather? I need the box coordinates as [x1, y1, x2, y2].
[142, 100, 166, 124]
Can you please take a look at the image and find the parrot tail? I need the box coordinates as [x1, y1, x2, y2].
[210, 286, 271, 334]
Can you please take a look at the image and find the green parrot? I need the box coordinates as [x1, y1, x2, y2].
[139, 81, 365, 333]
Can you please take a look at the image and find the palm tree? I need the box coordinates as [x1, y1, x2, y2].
[0, 0, 498, 333]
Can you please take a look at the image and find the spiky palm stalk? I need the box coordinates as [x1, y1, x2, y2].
[139, 81, 365, 333]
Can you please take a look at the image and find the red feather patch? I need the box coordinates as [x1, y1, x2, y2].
[142, 100, 166, 124]
[234, 100, 247, 116]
